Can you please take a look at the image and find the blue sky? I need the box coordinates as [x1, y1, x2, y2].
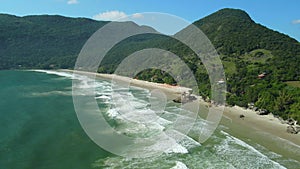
[1, 0, 300, 41]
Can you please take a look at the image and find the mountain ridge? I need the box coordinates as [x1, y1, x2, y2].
[195, 8, 299, 42]
[0, 8, 299, 121]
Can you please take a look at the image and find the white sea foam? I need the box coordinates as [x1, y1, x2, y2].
[95, 95, 111, 100]
[167, 129, 201, 149]
[32, 69, 75, 79]
[217, 131, 287, 169]
[133, 133, 189, 155]
[171, 161, 189, 169]
[107, 109, 119, 118]
[165, 142, 189, 154]
[100, 83, 198, 156]
[29, 90, 72, 97]
[35, 70, 291, 168]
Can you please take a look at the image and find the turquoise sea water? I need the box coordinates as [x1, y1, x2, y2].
[0, 70, 299, 169]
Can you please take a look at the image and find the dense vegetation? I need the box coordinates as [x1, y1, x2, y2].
[0, 14, 108, 69]
[194, 9, 300, 121]
[99, 9, 300, 121]
[0, 9, 299, 121]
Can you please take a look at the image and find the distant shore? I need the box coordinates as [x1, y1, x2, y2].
[60, 69, 300, 160]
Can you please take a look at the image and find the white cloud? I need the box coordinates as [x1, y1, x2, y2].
[93, 11, 128, 21]
[132, 13, 144, 19]
[67, 0, 78, 5]
[292, 20, 300, 24]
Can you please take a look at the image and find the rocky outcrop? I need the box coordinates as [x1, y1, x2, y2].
[173, 91, 197, 104]
[286, 118, 297, 125]
[256, 109, 269, 115]
[173, 96, 183, 103]
[247, 103, 258, 111]
[286, 125, 298, 134]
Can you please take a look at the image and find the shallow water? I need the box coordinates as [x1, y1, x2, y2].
[0, 70, 299, 169]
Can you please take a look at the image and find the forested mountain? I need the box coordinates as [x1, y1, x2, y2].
[194, 8, 300, 81]
[193, 9, 300, 121]
[0, 9, 299, 121]
[98, 9, 300, 121]
[0, 14, 108, 69]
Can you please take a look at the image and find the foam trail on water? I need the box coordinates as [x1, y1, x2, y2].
[29, 91, 73, 97]
[171, 161, 189, 169]
[34, 70, 294, 168]
[32, 70, 75, 79]
[216, 131, 287, 169]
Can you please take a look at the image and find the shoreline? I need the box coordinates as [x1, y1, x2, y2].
[59, 69, 300, 160]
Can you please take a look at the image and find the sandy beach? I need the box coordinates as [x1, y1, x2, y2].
[221, 106, 300, 160]
[61, 69, 300, 160]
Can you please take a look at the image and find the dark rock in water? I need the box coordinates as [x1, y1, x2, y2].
[172, 92, 197, 104]
[286, 125, 298, 134]
[239, 114, 245, 119]
[257, 109, 269, 115]
[173, 96, 193, 104]
[173, 96, 182, 103]
[286, 118, 296, 125]
[188, 95, 197, 101]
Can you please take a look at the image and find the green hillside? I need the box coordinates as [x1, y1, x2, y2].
[98, 9, 300, 121]
[0, 9, 299, 121]
[0, 14, 108, 69]
[194, 8, 300, 81]
[193, 9, 300, 120]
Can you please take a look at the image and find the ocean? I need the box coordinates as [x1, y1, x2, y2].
[0, 70, 299, 169]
